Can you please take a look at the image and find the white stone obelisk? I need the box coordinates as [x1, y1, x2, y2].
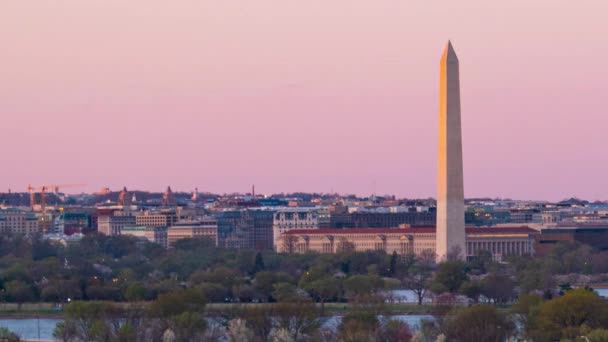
[436, 41, 466, 260]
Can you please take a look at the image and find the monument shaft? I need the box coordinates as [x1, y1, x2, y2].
[436, 41, 466, 260]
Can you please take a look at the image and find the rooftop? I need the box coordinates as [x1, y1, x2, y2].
[284, 226, 538, 235]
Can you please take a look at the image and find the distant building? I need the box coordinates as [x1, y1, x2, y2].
[167, 219, 218, 247]
[532, 211, 562, 226]
[317, 208, 331, 228]
[135, 209, 179, 228]
[44, 233, 84, 246]
[279, 226, 538, 262]
[97, 214, 136, 236]
[162, 186, 177, 207]
[534, 226, 608, 256]
[216, 210, 275, 250]
[250, 210, 275, 250]
[122, 226, 168, 249]
[465, 208, 510, 226]
[54, 212, 91, 235]
[217, 211, 253, 249]
[117, 187, 132, 207]
[509, 209, 538, 223]
[0, 209, 40, 235]
[272, 208, 319, 249]
[329, 211, 435, 229]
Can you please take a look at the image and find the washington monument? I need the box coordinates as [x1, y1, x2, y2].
[436, 41, 466, 260]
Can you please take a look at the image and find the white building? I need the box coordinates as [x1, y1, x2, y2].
[272, 208, 319, 249]
[122, 226, 168, 249]
[98, 214, 136, 236]
[167, 219, 218, 247]
[0, 209, 40, 235]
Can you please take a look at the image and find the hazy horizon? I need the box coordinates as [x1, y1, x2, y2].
[2, 1, 607, 201]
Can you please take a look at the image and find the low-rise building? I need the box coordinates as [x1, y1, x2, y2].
[278, 226, 538, 262]
[534, 226, 608, 256]
[532, 211, 562, 226]
[97, 214, 136, 236]
[329, 210, 436, 229]
[0, 209, 40, 235]
[216, 210, 274, 250]
[135, 209, 179, 228]
[54, 212, 91, 235]
[167, 219, 218, 247]
[272, 208, 319, 249]
[122, 226, 168, 249]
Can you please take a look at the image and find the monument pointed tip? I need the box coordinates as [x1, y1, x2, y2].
[442, 40, 458, 63]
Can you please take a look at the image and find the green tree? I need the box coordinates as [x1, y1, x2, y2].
[190, 266, 242, 290]
[401, 253, 435, 305]
[243, 305, 275, 341]
[585, 328, 608, 342]
[535, 288, 608, 341]
[303, 277, 340, 315]
[147, 288, 208, 341]
[513, 257, 555, 294]
[56, 301, 119, 342]
[226, 319, 254, 342]
[4, 280, 35, 308]
[343, 275, 383, 301]
[511, 293, 543, 340]
[459, 280, 483, 303]
[253, 271, 293, 301]
[148, 288, 207, 318]
[253, 251, 265, 274]
[124, 282, 146, 302]
[274, 302, 321, 341]
[272, 282, 305, 303]
[431, 261, 467, 294]
[169, 311, 207, 342]
[114, 323, 137, 342]
[0, 327, 20, 342]
[380, 319, 413, 342]
[443, 305, 515, 341]
[388, 251, 398, 276]
[173, 236, 215, 251]
[480, 273, 516, 304]
[197, 282, 228, 302]
[337, 311, 380, 342]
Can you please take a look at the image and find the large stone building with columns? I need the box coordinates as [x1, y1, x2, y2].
[278, 226, 538, 261]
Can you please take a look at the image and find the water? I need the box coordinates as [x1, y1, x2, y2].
[322, 314, 432, 331]
[0, 318, 60, 341]
[0, 315, 432, 340]
[386, 289, 433, 303]
[1, 289, 606, 340]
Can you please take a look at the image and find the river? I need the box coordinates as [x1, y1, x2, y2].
[1, 289, 606, 340]
[0, 315, 432, 340]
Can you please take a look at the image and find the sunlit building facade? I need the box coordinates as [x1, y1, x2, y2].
[279, 226, 537, 262]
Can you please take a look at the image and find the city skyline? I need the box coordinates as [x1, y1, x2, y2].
[2, 1, 608, 200]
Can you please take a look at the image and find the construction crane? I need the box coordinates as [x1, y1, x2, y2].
[27, 184, 86, 233]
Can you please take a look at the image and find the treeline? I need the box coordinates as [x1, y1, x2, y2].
[54, 297, 415, 341]
[53, 282, 608, 341]
[1, 233, 608, 340]
[2, 233, 608, 306]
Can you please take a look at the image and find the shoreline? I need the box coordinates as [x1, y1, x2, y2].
[0, 302, 437, 320]
[0, 313, 64, 319]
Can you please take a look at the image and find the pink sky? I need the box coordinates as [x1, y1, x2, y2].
[1, 1, 607, 200]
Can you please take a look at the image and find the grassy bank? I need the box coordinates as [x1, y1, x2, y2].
[205, 302, 437, 315]
[0, 303, 63, 319]
[0, 301, 440, 319]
